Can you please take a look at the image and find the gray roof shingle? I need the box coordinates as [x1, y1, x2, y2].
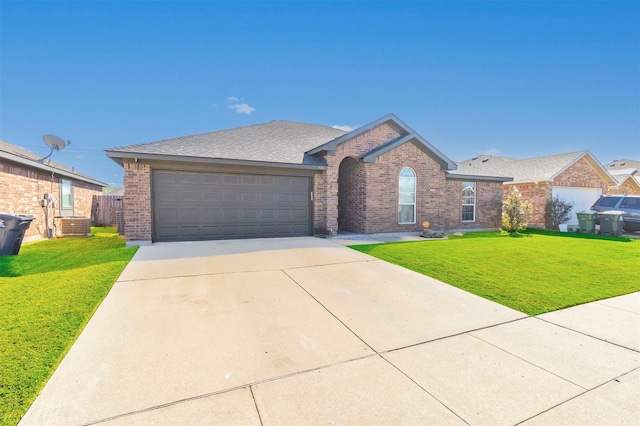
[0, 139, 106, 186]
[107, 121, 347, 166]
[456, 151, 603, 184]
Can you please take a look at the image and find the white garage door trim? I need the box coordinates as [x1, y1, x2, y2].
[551, 187, 602, 226]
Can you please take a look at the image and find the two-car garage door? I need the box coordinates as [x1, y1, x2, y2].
[152, 170, 312, 242]
[552, 186, 602, 226]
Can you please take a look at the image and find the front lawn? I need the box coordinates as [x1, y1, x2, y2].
[351, 230, 640, 316]
[0, 228, 138, 426]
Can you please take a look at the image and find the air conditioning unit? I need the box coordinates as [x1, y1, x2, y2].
[58, 217, 92, 236]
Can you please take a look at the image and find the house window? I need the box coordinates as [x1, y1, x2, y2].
[60, 179, 74, 215]
[462, 182, 476, 222]
[398, 167, 416, 224]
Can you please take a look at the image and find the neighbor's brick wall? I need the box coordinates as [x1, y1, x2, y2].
[123, 161, 152, 241]
[73, 181, 101, 217]
[502, 157, 612, 228]
[606, 179, 640, 195]
[443, 180, 503, 230]
[0, 159, 102, 241]
[553, 157, 609, 192]
[502, 182, 551, 228]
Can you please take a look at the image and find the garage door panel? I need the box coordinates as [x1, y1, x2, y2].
[153, 170, 312, 241]
[552, 187, 602, 226]
[178, 191, 199, 203]
[154, 171, 177, 183]
[157, 226, 178, 239]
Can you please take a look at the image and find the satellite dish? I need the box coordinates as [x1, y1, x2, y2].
[39, 134, 70, 163]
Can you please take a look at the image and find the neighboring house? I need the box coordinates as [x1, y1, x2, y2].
[0, 139, 106, 242]
[457, 151, 616, 228]
[605, 159, 640, 195]
[106, 114, 511, 245]
[104, 187, 125, 196]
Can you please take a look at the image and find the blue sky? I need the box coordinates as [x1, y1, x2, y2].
[1, 1, 638, 187]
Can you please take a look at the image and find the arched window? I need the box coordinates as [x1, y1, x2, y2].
[462, 182, 476, 222]
[398, 167, 416, 224]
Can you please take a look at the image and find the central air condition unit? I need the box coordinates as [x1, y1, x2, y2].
[58, 217, 92, 236]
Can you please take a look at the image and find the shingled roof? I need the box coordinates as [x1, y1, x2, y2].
[457, 150, 615, 185]
[106, 121, 347, 167]
[0, 139, 106, 187]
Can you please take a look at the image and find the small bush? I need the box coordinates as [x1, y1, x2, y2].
[502, 186, 533, 233]
[545, 196, 575, 230]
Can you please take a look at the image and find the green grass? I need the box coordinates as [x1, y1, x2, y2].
[0, 228, 138, 426]
[351, 230, 640, 316]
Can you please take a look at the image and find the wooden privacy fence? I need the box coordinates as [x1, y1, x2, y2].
[91, 194, 124, 228]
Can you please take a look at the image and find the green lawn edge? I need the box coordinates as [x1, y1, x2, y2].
[350, 230, 639, 316]
[0, 228, 138, 426]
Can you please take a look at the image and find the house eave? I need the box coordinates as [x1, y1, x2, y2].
[1, 151, 107, 187]
[105, 151, 328, 171]
[446, 173, 513, 182]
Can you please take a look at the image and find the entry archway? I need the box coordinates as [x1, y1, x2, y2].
[337, 157, 367, 233]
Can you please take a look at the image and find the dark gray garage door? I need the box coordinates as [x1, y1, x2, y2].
[152, 170, 312, 242]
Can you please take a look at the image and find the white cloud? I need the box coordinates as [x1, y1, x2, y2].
[227, 96, 239, 102]
[227, 103, 255, 115]
[332, 125, 353, 132]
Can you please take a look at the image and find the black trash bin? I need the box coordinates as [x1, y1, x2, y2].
[0, 213, 34, 256]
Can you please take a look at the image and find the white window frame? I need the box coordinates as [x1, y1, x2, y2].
[462, 181, 476, 222]
[398, 167, 416, 224]
[60, 179, 74, 216]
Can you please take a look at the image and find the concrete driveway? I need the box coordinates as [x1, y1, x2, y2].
[20, 237, 639, 425]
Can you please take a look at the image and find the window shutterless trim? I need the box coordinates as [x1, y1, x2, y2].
[399, 167, 416, 224]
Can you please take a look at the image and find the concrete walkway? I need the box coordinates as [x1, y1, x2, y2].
[20, 237, 639, 425]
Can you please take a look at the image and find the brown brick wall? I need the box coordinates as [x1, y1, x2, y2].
[443, 180, 503, 230]
[501, 157, 612, 227]
[313, 123, 501, 235]
[365, 141, 447, 233]
[73, 181, 101, 217]
[315, 123, 402, 234]
[553, 157, 609, 191]
[1, 159, 102, 241]
[312, 172, 328, 233]
[123, 161, 152, 241]
[606, 179, 640, 195]
[337, 156, 367, 232]
[501, 182, 551, 228]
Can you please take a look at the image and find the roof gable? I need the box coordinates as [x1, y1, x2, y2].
[0, 139, 106, 187]
[458, 150, 615, 185]
[551, 151, 616, 185]
[306, 113, 457, 170]
[611, 174, 640, 190]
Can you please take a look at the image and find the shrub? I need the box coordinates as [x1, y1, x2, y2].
[545, 196, 575, 229]
[502, 186, 533, 233]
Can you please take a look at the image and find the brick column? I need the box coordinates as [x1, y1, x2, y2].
[123, 161, 152, 244]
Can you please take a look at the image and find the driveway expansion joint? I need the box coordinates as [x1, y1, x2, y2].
[536, 317, 640, 353]
[81, 354, 380, 426]
[513, 367, 640, 425]
[466, 330, 589, 391]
